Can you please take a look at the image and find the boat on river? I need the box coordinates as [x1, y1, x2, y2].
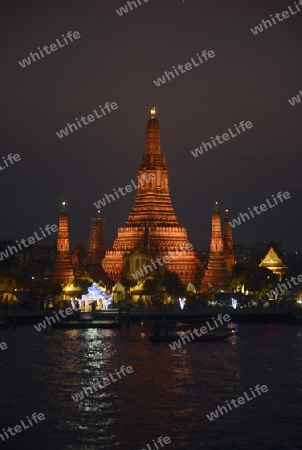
[149, 329, 235, 342]
[145, 320, 236, 342]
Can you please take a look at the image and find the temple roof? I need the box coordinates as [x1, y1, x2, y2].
[259, 246, 286, 269]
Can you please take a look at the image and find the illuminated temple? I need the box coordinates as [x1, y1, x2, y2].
[202, 203, 234, 291]
[102, 106, 204, 286]
[52, 202, 74, 285]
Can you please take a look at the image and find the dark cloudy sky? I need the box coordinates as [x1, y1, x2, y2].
[1, 0, 301, 252]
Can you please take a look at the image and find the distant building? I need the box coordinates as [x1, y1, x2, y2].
[88, 210, 105, 264]
[233, 244, 245, 266]
[29, 244, 56, 279]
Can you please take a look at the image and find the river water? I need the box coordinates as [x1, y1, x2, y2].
[0, 323, 301, 450]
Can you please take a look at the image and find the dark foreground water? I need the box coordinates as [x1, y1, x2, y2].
[0, 323, 301, 450]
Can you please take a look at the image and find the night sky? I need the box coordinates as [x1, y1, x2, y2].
[1, 0, 301, 252]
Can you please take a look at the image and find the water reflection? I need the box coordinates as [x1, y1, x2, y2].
[0, 323, 301, 449]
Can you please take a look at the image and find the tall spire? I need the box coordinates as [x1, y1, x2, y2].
[146, 105, 161, 155]
[202, 202, 229, 291]
[102, 106, 204, 286]
[126, 106, 177, 224]
[210, 202, 224, 253]
[56, 202, 70, 253]
[52, 202, 74, 285]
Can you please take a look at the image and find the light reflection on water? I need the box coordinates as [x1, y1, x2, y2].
[0, 323, 301, 450]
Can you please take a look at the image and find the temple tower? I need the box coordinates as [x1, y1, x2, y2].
[126, 106, 178, 224]
[102, 106, 203, 285]
[223, 210, 235, 275]
[202, 203, 229, 291]
[52, 202, 74, 285]
[88, 210, 105, 264]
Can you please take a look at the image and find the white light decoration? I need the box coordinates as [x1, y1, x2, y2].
[179, 297, 186, 309]
[79, 282, 109, 311]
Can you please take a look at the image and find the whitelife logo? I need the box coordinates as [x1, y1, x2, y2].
[116, 0, 152, 17]
[250, 1, 302, 35]
[93, 172, 155, 209]
[190, 121, 253, 158]
[33, 304, 81, 331]
[153, 50, 215, 87]
[141, 435, 171, 450]
[0, 412, 45, 443]
[206, 384, 268, 421]
[18, 31, 81, 68]
[0, 153, 21, 172]
[0, 224, 58, 261]
[169, 314, 231, 350]
[71, 366, 134, 402]
[0, 342, 8, 351]
[229, 191, 291, 228]
[288, 89, 302, 106]
[131, 244, 193, 281]
[266, 274, 302, 298]
[56, 102, 118, 139]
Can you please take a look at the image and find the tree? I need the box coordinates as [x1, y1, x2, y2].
[143, 270, 185, 298]
[29, 279, 62, 297]
[143, 278, 156, 295]
[246, 267, 279, 298]
[228, 264, 249, 292]
[164, 272, 185, 298]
